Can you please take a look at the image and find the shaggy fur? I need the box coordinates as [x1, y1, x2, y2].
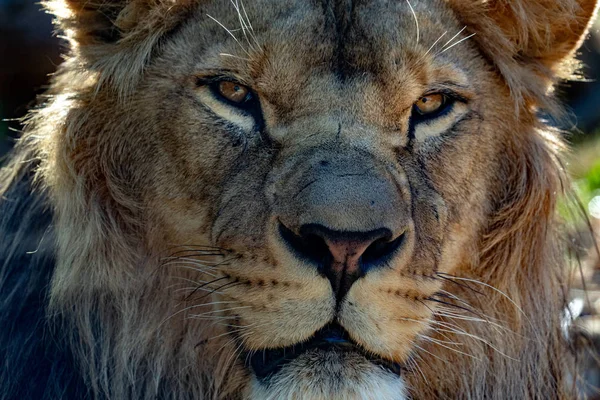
[0, 0, 598, 399]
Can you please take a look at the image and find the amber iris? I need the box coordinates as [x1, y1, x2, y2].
[218, 81, 251, 104]
[414, 94, 445, 115]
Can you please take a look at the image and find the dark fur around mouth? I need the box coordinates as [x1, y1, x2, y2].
[244, 322, 402, 381]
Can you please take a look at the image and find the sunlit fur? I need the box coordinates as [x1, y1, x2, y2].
[0, 0, 598, 399]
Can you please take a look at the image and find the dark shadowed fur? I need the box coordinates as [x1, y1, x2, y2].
[0, 157, 89, 399]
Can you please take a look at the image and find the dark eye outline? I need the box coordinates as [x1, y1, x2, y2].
[195, 76, 265, 128]
[211, 80, 255, 107]
[410, 90, 468, 125]
[411, 93, 454, 123]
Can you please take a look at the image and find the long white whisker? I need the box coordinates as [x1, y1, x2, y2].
[435, 327, 518, 361]
[161, 259, 219, 268]
[231, 0, 256, 52]
[440, 26, 466, 50]
[188, 315, 240, 321]
[189, 305, 253, 317]
[419, 335, 480, 360]
[438, 33, 476, 54]
[406, 0, 420, 44]
[164, 264, 220, 277]
[219, 53, 251, 61]
[438, 275, 527, 319]
[420, 334, 463, 346]
[239, 0, 262, 49]
[412, 342, 448, 364]
[424, 31, 447, 57]
[406, 355, 429, 384]
[161, 300, 239, 327]
[207, 14, 251, 56]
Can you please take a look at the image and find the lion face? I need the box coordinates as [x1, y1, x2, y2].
[37, 0, 597, 398]
[134, 1, 505, 396]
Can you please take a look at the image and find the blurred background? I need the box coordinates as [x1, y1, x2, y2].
[0, 0, 600, 397]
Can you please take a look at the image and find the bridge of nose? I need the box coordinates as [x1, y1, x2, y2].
[277, 147, 408, 235]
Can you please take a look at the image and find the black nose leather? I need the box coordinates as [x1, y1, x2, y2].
[279, 223, 406, 301]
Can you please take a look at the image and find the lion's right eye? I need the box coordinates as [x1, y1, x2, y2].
[216, 81, 253, 105]
[195, 77, 264, 130]
[206, 80, 260, 112]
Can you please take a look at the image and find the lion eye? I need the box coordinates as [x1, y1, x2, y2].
[217, 81, 252, 104]
[414, 94, 446, 116]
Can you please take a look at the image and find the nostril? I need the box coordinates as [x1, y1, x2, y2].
[279, 222, 405, 272]
[278, 222, 332, 267]
[361, 232, 406, 268]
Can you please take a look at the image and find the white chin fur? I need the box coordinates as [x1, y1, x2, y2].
[249, 350, 406, 400]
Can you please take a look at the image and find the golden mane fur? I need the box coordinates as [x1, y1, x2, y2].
[0, 0, 598, 399]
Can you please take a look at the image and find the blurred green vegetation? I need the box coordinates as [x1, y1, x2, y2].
[567, 134, 600, 222]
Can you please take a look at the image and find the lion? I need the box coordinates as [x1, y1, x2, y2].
[0, 0, 598, 398]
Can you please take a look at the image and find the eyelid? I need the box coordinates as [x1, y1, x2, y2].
[422, 83, 473, 103]
[194, 70, 251, 88]
[421, 89, 468, 104]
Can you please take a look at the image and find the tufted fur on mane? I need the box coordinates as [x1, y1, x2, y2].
[448, 0, 598, 113]
[0, 0, 598, 399]
[45, 0, 198, 96]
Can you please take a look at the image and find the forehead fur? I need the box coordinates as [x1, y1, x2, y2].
[46, 0, 598, 114]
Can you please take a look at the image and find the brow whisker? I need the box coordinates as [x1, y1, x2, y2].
[219, 53, 251, 61]
[438, 33, 476, 54]
[207, 14, 251, 56]
[424, 30, 447, 57]
[406, 0, 420, 44]
[440, 26, 467, 51]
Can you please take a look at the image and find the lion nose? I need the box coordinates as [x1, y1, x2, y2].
[279, 223, 406, 301]
[273, 146, 410, 300]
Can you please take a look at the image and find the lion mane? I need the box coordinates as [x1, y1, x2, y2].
[0, 0, 598, 399]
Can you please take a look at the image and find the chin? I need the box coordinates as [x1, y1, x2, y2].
[247, 324, 406, 400]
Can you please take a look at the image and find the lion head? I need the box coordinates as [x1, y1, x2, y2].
[1, 0, 598, 399]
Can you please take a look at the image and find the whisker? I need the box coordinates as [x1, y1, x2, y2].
[207, 14, 251, 56]
[419, 334, 463, 346]
[435, 273, 483, 295]
[420, 335, 481, 360]
[160, 300, 240, 327]
[189, 305, 253, 317]
[162, 256, 222, 265]
[164, 264, 220, 278]
[185, 276, 232, 301]
[440, 26, 467, 50]
[412, 342, 449, 364]
[189, 315, 241, 321]
[201, 326, 253, 342]
[426, 297, 478, 315]
[190, 281, 245, 302]
[406, 355, 429, 384]
[434, 327, 518, 361]
[219, 53, 251, 61]
[438, 33, 476, 54]
[406, 0, 420, 44]
[239, 0, 262, 49]
[424, 31, 447, 57]
[173, 286, 224, 295]
[437, 273, 528, 319]
[230, 0, 256, 52]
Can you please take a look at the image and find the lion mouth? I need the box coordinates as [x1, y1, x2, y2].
[246, 323, 402, 381]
